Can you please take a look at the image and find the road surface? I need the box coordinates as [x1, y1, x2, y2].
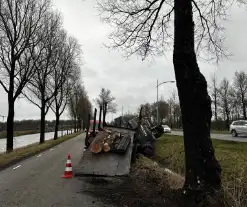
[170, 131, 247, 142]
[0, 133, 112, 207]
[0, 130, 68, 153]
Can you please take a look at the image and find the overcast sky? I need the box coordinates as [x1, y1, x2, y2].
[0, 0, 246, 122]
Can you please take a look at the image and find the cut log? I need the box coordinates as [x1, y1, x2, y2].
[111, 133, 131, 153]
[89, 131, 108, 153]
[89, 130, 132, 154]
[103, 143, 110, 152]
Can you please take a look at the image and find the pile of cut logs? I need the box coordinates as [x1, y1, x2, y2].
[90, 130, 131, 154]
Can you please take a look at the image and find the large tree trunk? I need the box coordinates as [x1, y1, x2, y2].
[173, 0, 221, 196]
[40, 101, 46, 144]
[54, 111, 59, 140]
[6, 92, 14, 153]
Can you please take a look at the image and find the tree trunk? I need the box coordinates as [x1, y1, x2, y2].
[74, 119, 77, 133]
[78, 119, 81, 131]
[225, 111, 230, 131]
[98, 105, 102, 130]
[103, 103, 107, 126]
[6, 93, 14, 153]
[54, 111, 59, 140]
[241, 94, 246, 119]
[40, 101, 46, 144]
[214, 93, 218, 121]
[173, 0, 221, 196]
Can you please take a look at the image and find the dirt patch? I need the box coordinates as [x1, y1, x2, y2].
[79, 156, 225, 207]
[79, 157, 181, 207]
[80, 176, 175, 207]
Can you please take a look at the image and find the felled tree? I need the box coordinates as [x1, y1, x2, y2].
[96, 0, 244, 201]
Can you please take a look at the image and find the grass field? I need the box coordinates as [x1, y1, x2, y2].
[0, 131, 82, 170]
[155, 134, 247, 206]
[172, 128, 229, 134]
[0, 130, 40, 139]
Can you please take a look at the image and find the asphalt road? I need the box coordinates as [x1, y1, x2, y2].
[0, 133, 112, 207]
[170, 131, 247, 142]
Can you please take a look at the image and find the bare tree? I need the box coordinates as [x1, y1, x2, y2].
[0, 0, 51, 152]
[210, 73, 219, 121]
[77, 88, 92, 130]
[50, 34, 82, 140]
[233, 71, 247, 120]
[165, 91, 181, 128]
[95, 88, 117, 124]
[68, 84, 80, 132]
[150, 97, 169, 124]
[68, 83, 92, 132]
[95, 0, 246, 197]
[139, 103, 152, 120]
[218, 78, 235, 130]
[23, 11, 63, 144]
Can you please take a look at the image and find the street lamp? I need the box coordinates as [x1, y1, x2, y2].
[156, 79, 175, 124]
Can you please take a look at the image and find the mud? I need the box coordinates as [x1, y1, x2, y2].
[79, 175, 177, 207]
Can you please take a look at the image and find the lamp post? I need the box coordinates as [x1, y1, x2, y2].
[156, 79, 175, 124]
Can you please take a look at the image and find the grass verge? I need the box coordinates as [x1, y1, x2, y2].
[0, 130, 41, 139]
[155, 134, 247, 207]
[211, 130, 230, 134]
[0, 131, 82, 170]
[172, 128, 229, 134]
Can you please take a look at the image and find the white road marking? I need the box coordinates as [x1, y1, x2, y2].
[37, 154, 42, 157]
[50, 148, 54, 151]
[13, 165, 21, 170]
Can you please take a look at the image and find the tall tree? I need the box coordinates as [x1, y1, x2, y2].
[138, 103, 152, 120]
[233, 71, 247, 120]
[68, 83, 91, 132]
[210, 73, 219, 121]
[0, 0, 50, 152]
[218, 78, 235, 130]
[95, 88, 117, 124]
[151, 98, 169, 124]
[50, 35, 82, 140]
[77, 88, 92, 130]
[96, 0, 246, 198]
[23, 11, 63, 144]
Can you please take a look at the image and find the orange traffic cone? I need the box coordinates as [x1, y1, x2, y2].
[62, 153, 73, 178]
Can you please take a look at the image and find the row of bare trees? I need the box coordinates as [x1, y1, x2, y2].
[140, 70, 247, 131]
[0, 0, 91, 152]
[210, 70, 247, 130]
[68, 83, 92, 133]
